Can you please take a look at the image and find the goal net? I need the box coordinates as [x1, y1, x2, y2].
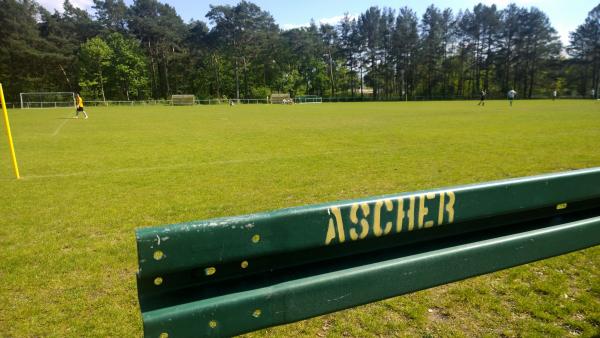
[20, 92, 76, 109]
[295, 95, 323, 104]
[270, 93, 292, 104]
[172, 95, 195, 106]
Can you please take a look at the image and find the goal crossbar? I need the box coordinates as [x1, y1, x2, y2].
[171, 95, 195, 106]
[295, 95, 323, 104]
[20, 92, 76, 109]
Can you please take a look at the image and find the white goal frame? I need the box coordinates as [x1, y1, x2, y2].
[295, 95, 323, 104]
[171, 95, 195, 106]
[20, 92, 76, 109]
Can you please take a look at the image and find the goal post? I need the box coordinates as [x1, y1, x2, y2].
[270, 93, 293, 104]
[171, 95, 195, 106]
[20, 92, 76, 109]
[295, 95, 323, 104]
[1, 83, 20, 179]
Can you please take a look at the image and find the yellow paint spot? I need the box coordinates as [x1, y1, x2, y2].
[556, 203, 568, 210]
[252, 234, 261, 243]
[154, 277, 163, 286]
[253, 309, 262, 318]
[159, 333, 169, 338]
[209, 320, 217, 328]
[153, 250, 164, 261]
[241, 261, 249, 269]
[205, 267, 216, 276]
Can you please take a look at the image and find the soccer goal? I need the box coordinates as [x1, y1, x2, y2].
[171, 95, 195, 106]
[20, 92, 76, 109]
[270, 93, 293, 104]
[295, 95, 323, 104]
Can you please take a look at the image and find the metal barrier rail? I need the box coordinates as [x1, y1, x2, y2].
[135, 168, 600, 337]
[13, 97, 596, 108]
[19, 102, 75, 109]
[14, 100, 172, 108]
[85, 100, 172, 106]
[321, 95, 592, 102]
[195, 99, 270, 105]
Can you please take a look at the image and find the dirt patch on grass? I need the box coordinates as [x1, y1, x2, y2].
[427, 307, 450, 322]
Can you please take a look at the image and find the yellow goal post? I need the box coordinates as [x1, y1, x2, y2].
[1, 83, 21, 179]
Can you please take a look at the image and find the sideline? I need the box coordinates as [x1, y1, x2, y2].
[18, 149, 375, 180]
[51, 118, 71, 136]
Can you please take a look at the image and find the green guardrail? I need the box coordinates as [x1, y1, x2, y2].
[135, 168, 600, 338]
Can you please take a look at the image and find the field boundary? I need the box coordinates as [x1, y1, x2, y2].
[17, 149, 380, 180]
[7, 96, 596, 109]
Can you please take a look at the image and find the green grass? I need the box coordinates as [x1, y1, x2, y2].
[1, 100, 599, 337]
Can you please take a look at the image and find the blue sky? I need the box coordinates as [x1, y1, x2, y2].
[39, 0, 598, 45]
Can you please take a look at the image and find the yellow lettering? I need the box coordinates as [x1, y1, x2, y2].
[445, 191, 455, 223]
[407, 196, 415, 231]
[373, 201, 384, 237]
[349, 204, 360, 240]
[327, 191, 455, 245]
[437, 192, 445, 225]
[325, 218, 336, 245]
[383, 199, 393, 235]
[418, 195, 426, 228]
[419, 193, 435, 228]
[373, 199, 394, 237]
[396, 198, 405, 233]
[325, 207, 345, 245]
[359, 203, 370, 239]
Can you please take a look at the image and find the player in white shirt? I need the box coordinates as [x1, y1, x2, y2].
[507, 89, 517, 106]
[477, 89, 487, 106]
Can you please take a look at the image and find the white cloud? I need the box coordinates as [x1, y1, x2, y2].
[37, 0, 94, 13]
[282, 14, 358, 31]
[319, 14, 356, 26]
[554, 24, 572, 47]
[281, 23, 306, 30]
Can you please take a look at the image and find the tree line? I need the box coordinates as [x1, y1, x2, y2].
[0, 0, 599, 103]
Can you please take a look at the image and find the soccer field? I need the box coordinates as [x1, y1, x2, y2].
[1, 100, 599, 336]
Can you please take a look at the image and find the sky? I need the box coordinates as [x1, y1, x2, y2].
[37, 0, 598, 45]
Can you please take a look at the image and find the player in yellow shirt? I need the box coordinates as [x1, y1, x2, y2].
[75, 93, 88, 119]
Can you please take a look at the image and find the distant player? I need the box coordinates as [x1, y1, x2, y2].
[552, 90, 557, 101]
[477, 89, 487, 106]
[507, 89, 517, 106]
[592, 89, 596, 99]
[74, 93, 88, 119]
